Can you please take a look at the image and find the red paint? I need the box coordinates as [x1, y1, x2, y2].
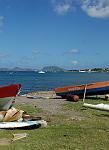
[0, 84, 21, 98]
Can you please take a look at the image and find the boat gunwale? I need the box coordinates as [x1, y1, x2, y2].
[54, 81, 109, 93]
[56, 85, 109, 97]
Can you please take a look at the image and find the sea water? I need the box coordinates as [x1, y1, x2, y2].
[0, 71, 109, 94]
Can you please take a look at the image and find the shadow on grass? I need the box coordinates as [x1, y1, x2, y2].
[52, 97, 64, 99]
[85, 96, 105, 100]
[54, 95, 105, 101]
[95, 113, 109, 118]
[5, 124, 41, 130]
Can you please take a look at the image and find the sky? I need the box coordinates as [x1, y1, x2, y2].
[0, 0, 109, 69]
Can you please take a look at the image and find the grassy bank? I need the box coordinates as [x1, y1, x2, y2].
[1, 97, 109, 150]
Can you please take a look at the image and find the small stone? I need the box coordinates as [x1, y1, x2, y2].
[105, 94, 109, 100]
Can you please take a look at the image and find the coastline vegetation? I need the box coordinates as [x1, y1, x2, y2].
[67, 68, 109, 72]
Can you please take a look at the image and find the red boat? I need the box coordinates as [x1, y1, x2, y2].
[54, 81, 109, 99]
[0, 84, 21, 111]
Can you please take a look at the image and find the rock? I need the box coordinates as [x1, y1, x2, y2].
[105, 94, 109, 100]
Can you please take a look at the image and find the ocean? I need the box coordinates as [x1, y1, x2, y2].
[0, 71, 109, 94]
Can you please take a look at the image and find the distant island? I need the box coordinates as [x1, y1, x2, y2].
[0, 66, 65, 72]
[0, 67, 35, 72]
[0, 66, 109, 72]
[41, 66, 65, 72]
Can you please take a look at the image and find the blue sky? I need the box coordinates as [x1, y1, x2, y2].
[0, 0, 109, 69]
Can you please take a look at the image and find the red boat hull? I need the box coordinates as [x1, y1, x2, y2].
[0, 84, 21, 98]
[0, 84, 21, 110]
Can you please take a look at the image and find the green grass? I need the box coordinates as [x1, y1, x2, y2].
[1, 98, 109, 149]
[14, 103, 43, 114]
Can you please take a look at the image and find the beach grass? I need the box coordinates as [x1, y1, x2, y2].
[1, 97, 109, 149]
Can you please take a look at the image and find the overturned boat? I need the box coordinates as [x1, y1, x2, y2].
[54, 81, 109, 98]
[0, 120, 47, 129]
[83, 103, 109, 111]
[0, 84, 21, 111]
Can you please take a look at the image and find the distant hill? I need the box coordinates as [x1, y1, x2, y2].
[0, 66, 65, 72]
[11, 67, 34, 71]
[42, 66, 65, 72]
[0, 67, 34, 71]
[0, 68, 10, 71]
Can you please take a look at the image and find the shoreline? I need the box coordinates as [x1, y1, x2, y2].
[20, 90, 56, 99]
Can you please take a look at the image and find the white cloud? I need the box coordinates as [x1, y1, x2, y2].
[81, 0, 109, 18]
[64, 48, 79, 55]
[69, 49, 79, 54]
[54, 3, 72, 15]
[71, 60, 78, 65]
[51, 0, 74, 15]
[32, 50, 40, 55]
[50, 0, 109, 18]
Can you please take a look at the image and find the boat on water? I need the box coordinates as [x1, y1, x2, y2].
[38, 71, 45, 74]
[54, 81, 109, 98]
[0, 84, 21, 111]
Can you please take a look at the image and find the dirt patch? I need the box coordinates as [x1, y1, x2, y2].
[0, 138, 11, 145]
[16, 91, 84, 121]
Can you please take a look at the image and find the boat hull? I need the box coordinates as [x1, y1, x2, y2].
[0, 97, 15, 111]
[0, 120, 42, 129]
[54, 81, 109, 98]
[0, 84, 21, 110]
[0, 84, 21, 98]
